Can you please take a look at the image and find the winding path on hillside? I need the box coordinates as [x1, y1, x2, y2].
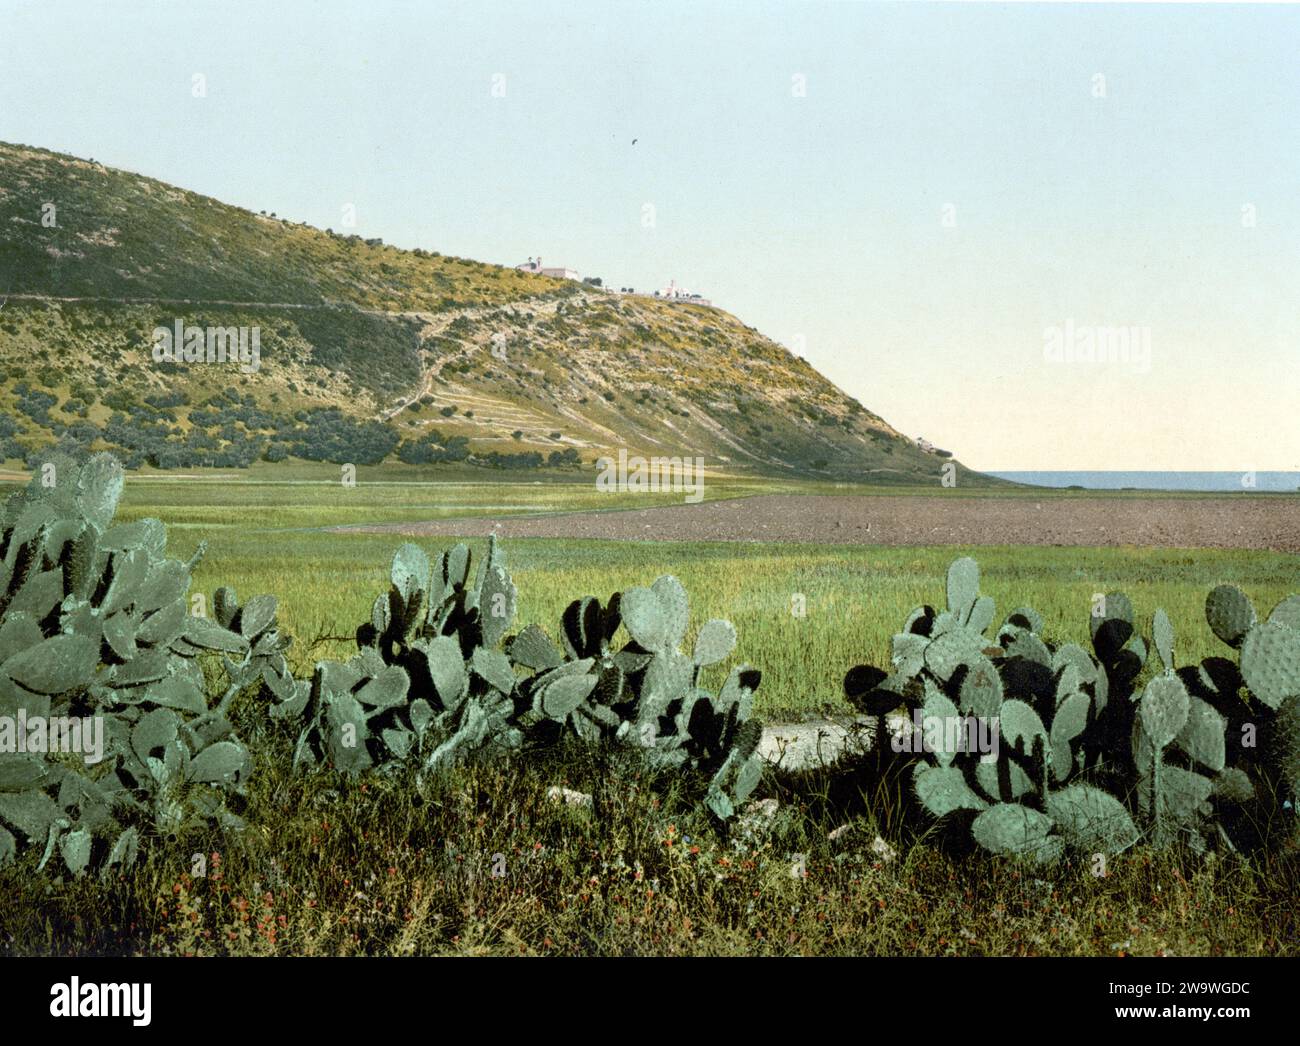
[335, 492, 1300, 552]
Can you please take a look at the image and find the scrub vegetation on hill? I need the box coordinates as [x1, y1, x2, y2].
[0, 141, 996, 485]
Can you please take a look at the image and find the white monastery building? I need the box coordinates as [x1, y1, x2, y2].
[655, 279, 711, 306]
[516, 256, 580, 280]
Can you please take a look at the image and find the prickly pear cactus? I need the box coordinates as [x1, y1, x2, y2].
[848, 558, 1300, 860]
[287, 546, 763, 821]
[291, 537, 522, 780]
[847, 557, 1158, 863]
[205, 586, 306, 724]
[1089, 591, 1148, 707]
[1182, 585, 1300, 849]
[0, 452, 257, 876]
[1131, 611, 1230, 853]
[508, 576, 765, 820]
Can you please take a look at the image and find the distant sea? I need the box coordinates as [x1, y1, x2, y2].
[987, 471, 1300, 493]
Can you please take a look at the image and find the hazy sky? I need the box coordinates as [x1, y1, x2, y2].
[2, 0, 1296, 471]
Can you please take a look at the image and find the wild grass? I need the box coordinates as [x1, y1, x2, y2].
[3, 474, 1291, 720]
[187, 534, 1300, 721]
[2, 729, 1294, 957]
[1, 474, 1296, 956]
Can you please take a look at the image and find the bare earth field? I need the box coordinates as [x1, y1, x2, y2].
[339, 493, 1300, 552]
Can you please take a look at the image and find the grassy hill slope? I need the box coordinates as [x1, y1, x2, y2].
[0, 141, 996, 484]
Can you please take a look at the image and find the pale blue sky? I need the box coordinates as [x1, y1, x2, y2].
[2, 0, 1296, 470]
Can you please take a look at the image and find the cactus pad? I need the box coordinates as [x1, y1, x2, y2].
[1240, 620, 1300, 710]
[1140, 674, 1190, 749]
[1206, 585, 1257, 648]
[971, 803, 1059, 862]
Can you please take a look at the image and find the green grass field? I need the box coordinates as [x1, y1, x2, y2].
[3, 469, 1298, 958]
[5, 743, 1295, 957]
[4, 471, 1290, 721]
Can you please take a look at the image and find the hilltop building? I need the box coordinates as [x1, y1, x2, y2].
[655, 279, 711, 307]
[516, 256, 579, 280]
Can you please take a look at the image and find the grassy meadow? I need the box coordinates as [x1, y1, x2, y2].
[4, 468, 1293, 720]
[3, 467, 1299, 958]
[5, 741, 1296, 957]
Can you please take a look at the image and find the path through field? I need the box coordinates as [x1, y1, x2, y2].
[337, 492, 1300, 552]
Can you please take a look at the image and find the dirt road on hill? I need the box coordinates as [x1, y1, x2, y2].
[336, 493, 1300, 553]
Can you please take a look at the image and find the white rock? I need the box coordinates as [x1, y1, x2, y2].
[870, 835, 897, 864]
[741, 798, 779, 822]
[546, 786, 593, 809]
[732, 798, 780, 841]
[758, 717, 872, 771]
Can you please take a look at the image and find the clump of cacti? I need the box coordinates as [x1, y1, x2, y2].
[0, 453, 266, 876]
[290, 538, 522, 780]
[508, 577, 765, 819]
[287, 541, 764, 820]
[1126, 607, 1248, 853]
[1178, 584, 1300, 849]
[843, 557, 1294, 863]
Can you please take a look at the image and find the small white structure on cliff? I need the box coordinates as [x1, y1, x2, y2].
[516, 256, 579, 280]
[656, 279, 711, 306]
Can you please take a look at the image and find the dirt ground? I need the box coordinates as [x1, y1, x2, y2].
[339, 493, 1300, 553]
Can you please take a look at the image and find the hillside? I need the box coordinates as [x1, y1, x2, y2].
[0, 141, 995, 484]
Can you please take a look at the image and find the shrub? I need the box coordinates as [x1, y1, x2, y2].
[0, 453, 292, 876]
[277, 541, 764, 821]
[396, 431, 470, 465]
[844, 558, 1300, 862]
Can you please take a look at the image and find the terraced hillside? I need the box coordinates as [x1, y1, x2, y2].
[0, 141, 994, 483]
